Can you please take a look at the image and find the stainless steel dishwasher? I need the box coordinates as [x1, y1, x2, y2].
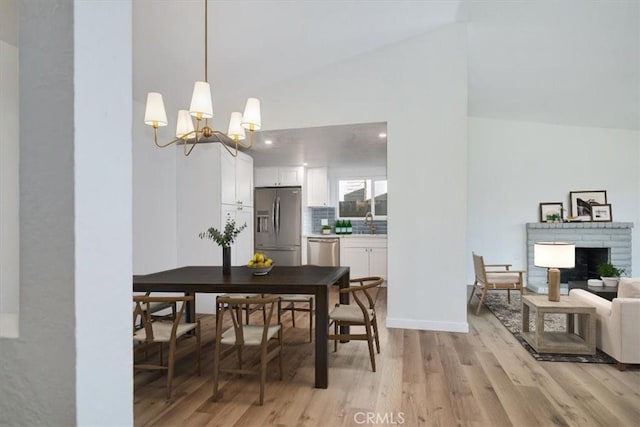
[307, 237, 340, 266]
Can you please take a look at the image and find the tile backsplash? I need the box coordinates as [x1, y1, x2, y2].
[306, 207, 387, 234]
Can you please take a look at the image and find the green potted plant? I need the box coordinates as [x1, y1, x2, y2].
[199, 216, 247, 275]
[321, 224, 331, 235]
[596, 262, 625, 287]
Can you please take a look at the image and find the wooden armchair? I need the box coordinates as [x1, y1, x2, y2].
[469, 252, 525, 315]
[328, 277, 384, 372]
[213, 295, 283, 406]
[133, 295, 201, 400]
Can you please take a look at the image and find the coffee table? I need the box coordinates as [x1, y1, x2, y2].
[568, 280, 617, 301]
[521, 295, 596, 355]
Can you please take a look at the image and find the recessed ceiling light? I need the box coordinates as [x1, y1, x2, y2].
[303, 162, 308, 166]
[264, 139, 273, 145]
[378, 133, 387, 138]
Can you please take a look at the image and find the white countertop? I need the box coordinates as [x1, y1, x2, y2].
[304, 233, 387, 238]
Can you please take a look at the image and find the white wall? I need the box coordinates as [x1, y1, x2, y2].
[133, 100, 178, 274]
[0, 1, 133, 425]
[253, 25, 469, 332]
[74, 1, 132, 425]
[0, 34, 19, 335]
[467, 117, 640, 282]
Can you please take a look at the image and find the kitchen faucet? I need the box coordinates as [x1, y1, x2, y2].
[364, 211, 376, 234]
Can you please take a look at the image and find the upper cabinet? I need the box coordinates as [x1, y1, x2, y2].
[306, 167, 328, 206]
[221, 148, 254, 207]
[255, 166, 303, 187]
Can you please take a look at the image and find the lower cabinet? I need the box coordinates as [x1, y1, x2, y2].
[340, 238, 387, 281]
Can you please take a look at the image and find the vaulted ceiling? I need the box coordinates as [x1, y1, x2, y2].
[133, 0, 639, 166]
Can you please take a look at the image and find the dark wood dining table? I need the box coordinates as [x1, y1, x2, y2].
[133, 265, 350, 389]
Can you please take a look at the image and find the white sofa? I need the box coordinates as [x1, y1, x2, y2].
[569, 277, 640, 366]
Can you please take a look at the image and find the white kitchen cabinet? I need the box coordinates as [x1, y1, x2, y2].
[306, 167, 328, 206]
[255, 166, 303, 187]
[221, 148, 254, 207]
[340, 237, 387, 281]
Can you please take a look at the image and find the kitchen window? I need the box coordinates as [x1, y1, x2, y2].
[338, 178, 387, 218]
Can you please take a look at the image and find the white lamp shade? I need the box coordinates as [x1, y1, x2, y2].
[534, 242, 575, 268]
[144, 92, 168, 126]
[241, 98, 261, 130]
[175, 110, 195, 139]
[189, 81, 214, 119]
[227, 112, 246, 140]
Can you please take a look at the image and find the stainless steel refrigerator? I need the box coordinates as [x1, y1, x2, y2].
[254, 187, 302, 266]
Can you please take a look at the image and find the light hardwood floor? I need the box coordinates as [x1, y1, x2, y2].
[134, 288, 640, 426]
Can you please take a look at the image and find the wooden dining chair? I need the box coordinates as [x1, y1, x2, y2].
[213, 295, 283, 406]
[276, 264, 316, 342]
[133, 295, 201, 401]
[328, 276, 383, 372]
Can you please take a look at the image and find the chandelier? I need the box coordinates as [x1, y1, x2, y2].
[143, 0, 261, 157]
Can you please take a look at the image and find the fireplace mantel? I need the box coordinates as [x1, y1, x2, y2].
[525, 222, 633, 292]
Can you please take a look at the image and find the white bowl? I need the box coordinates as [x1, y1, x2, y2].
[588, 279, 603, 287]
[248, 265, 273, 276]
[601, 277, 619, 287]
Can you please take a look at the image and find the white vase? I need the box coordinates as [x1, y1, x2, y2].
[601, 277, 619, 287]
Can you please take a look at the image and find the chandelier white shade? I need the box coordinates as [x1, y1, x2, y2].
[176, 110, 195, 139]
[143, 0, 261, 157]
[227, 112, 246, 141]
[189, 81, 214, 119]
[144, 93, 168, 127]
[241, 98, 261, 131]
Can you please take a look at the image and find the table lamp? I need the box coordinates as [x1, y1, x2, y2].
[534, 242, 575, 301]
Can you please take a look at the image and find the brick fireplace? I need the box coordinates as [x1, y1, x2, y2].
[526, 222, 633, 293]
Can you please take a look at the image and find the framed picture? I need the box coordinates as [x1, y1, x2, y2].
[569, 190, 607, 221]
[591, 204, 612, 222]
[539, 202, 563, 222]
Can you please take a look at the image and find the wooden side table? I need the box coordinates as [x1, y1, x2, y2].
[521, 295, 596, 355]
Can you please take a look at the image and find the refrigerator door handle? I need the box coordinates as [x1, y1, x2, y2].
[271, 195, 277, 233]
[275, 196, 281, 236]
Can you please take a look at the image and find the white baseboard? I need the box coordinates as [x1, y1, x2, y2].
[386, 317, 469, 333]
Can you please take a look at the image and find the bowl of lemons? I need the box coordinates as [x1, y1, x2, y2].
[247, 252, 274, 275]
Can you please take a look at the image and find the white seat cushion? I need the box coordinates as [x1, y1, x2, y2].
[329, 305, 375, 323]
[220, 324, 281, 346]
[133, 321, 198, 343]
[484, 272, 521, 285]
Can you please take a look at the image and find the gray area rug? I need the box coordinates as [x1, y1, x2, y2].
[483, 293, 615, 363]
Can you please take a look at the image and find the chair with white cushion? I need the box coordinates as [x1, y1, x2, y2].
[569, 277, 640, 368]
[133, 295, 201, 400]
[213, 295, 283, 405]
[328, 277, 383, 372]
[469, 252, 525, 315]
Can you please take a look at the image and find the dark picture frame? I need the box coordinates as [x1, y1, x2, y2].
[539, 202, 563, 222]
[569, 190, 607, 221]
[591, 204, 612, 222]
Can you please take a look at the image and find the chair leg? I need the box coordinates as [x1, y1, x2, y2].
[291, 303, 296, 327]
[507, 288, 511, 304]
[166, 343, 176, 401]
[308, 300, 313, 343]
[259, 349, 267, 406]
[213, 327, 222, 401]
[366, 324, 376, 372]
[468, 281, 478, 305]
[195, 323, 202, 376]
[333, 321, 338, 352]
[278, 331, 284, 381]
[237, 345, 243, 370]
[372, 316, 380, 354]
[476, 288, 488, 315]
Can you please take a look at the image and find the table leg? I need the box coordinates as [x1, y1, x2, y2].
[186, 292, 195, 323]
[567, 313, 574, 334]
[339, 270, 350, 340]
[535, 310, 545, 348]
[314, 286, 329, 389]
[522, 301, 530, 333]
